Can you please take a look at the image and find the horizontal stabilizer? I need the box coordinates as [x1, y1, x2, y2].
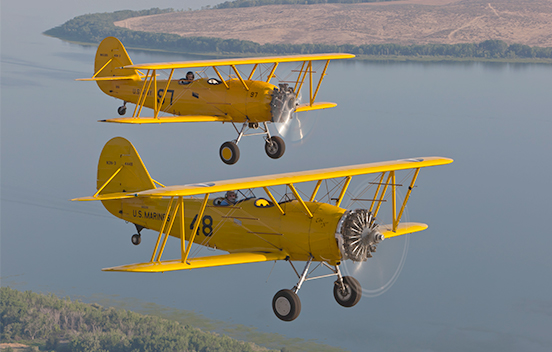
[295, 102, 337, 113]
[71, 191, 137, 202]
[102, 251, 288, 273]
[76, 76, 137, 81]
[100, 115, 233, 124]
[379, 222, 429, 239]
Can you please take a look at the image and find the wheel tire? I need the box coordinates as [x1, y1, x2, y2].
[219, 141, 240, 165]
[272, 289, 301, 322]
[118, 106, 127, 116]
[131, 234, 141, 246]
[334, 276, 362, 308]
[265, 136, 285, 159]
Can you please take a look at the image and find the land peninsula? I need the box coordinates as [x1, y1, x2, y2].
[45, 0, 552, 62]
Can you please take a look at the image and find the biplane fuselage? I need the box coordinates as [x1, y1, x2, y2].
[102, 197, 345, 264]
[97, 77, 276, 123]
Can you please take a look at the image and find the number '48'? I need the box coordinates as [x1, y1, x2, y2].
[190, 214, 213, 236]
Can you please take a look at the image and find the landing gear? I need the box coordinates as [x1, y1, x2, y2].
[265, 136, 285, 159]
[219, 141, 240, 165]
[117, 102, 127, 116]
[131, 224, 144, 245]
[334, 276, 362, 307]
[131, 234, 141, 245]
[219, 121, 286, 165]
[272, 259, 362, 321]
[272, 289, 301, 322]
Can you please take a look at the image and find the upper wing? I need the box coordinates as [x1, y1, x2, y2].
[102, 251, 288, 273]
[129, 157, 451, 198]
[122, 53, 355, 70]
[74, 156, 452, 201]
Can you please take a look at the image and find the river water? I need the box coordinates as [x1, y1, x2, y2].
[2, 1, 552, 352]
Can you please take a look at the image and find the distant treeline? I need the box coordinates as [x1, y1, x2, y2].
[44, 8, 552, 60]
[214, 0, 394, 9]
[0, 287, 261, 352]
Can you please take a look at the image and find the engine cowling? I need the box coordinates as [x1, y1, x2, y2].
[335, 209, 384, 262]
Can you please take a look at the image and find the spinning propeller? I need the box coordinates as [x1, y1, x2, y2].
[273, 85, 316, 143]
[337, 190, 410, 298]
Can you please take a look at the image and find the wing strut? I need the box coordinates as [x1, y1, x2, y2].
[231, 65, 249, 91]
[292, 60, 332, 108]
[393, 168, 420, 231]
[212, 67, 229, 89]
[288, 184, 313, 218]
[155, 69, 175, 119]
[183, 193, 210, 263]
[367, 169, 421, 232]
[310, 180, 323, 201]
[263, 187, 285, 215]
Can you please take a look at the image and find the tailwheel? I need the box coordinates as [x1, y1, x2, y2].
[272, 289, 301, 322]
[219, 141, 240, 165]
[131, 234, 141, 246]
[334, 276, 362, 307]
[265, 136, 285, 159]
[117, 102, 127, 116]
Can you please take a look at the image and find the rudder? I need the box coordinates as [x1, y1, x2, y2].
[94, 37, 138, 80]
[97, 137, 156, 195]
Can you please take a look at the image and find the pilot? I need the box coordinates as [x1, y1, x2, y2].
[220, 190, 237, 206]
[178, 71, 195, 85]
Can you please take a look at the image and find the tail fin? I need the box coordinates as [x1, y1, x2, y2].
[78, 37, 139, 82]
[97, 137, 156, 195]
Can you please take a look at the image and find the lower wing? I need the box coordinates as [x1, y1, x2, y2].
[102, 251, 288, 273]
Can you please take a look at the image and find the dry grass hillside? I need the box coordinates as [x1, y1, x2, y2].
[114, 0, 552, 47]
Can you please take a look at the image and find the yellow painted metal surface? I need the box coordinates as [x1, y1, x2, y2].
[379, 222, 429, 239]
[133, 157, 453, 198]
[100, 115, 233, 124]
[102, 252, 289, 272]
[123, 53, 356, 70]
[96, 137, 156, 194]
[295, 102, 337, 113]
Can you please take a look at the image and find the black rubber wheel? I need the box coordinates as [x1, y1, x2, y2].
[117, 106, 127, 116]
[219, 141, 240, 165]
[272, 289, 301, 322]
[131, 234, 141, 246]
[334, 276, 362, 307]
[265, 136, 285, 159]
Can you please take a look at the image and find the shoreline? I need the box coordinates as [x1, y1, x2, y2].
[45, 34, 552, 64]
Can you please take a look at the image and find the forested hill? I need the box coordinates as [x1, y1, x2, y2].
[0, 286, 269, 352]
[44, 8, 552, 61]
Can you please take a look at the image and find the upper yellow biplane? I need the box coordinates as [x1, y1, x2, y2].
[74, 137, 452, 321]
[78, 37, 354, 164]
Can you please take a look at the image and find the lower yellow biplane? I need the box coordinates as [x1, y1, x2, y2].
[73, 137, 452, 321]
[78, 37, 354, 165]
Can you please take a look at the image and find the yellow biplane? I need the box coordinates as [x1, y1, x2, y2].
[73, 137, 452, 321]
[78, 37, 354, 164]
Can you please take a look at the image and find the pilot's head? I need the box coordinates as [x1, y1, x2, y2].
[186, 71, 194, 80]
[226, 190, 237, 203]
